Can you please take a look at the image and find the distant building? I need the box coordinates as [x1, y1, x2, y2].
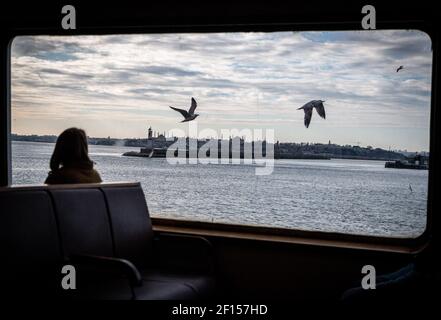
[140, 126, 173, 154]
[409, 153, 429, 166]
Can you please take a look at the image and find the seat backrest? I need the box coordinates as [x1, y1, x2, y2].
[49, 188, 114, 257]
[49, 183, 153, 265]
[0, 189, 62, 294]
[0, 182, 153, 284]
[101, 185, 154, 267]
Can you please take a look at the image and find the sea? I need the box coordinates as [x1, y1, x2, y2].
[11, 141, 428, 238]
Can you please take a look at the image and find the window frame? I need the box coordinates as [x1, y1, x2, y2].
[1, 18, 437, 251]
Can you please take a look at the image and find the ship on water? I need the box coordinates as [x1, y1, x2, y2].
[122, 126, 279, 159]
[385, 153, 429, 170]
[123, 127, 170, 158]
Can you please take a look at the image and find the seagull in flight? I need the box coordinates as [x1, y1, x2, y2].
[169, 97, 199, 122]
[396, 65, 404, 72]
[297, 100, 326, 128]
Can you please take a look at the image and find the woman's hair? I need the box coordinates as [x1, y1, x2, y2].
[50, 127, 93, 171]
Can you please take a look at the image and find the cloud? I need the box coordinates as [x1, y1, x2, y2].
[137, 65, 203, 77]
[12, 37, 57, 57]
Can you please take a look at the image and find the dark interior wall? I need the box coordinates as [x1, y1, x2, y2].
[181, 234, 412, 300]
[0, 1, 439, 30]
[0, 37, 9, 187]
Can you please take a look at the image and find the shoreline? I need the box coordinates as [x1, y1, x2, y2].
[11, 139, 415, 162]
[121, 150, 395, 162]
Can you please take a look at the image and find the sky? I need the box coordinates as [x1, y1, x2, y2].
[11, 30, 432, 151]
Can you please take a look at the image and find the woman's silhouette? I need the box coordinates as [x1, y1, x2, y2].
[45, 128, 102, 184]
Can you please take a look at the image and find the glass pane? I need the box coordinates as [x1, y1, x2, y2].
[11, 30, 431, 238]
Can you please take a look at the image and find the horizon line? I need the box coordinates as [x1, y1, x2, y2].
[10, 133, 430, 153]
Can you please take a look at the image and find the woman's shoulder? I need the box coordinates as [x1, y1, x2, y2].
[89, 168, 103, 182]
[65, 166, 102, 183]
[45, 167, 102, 184]
[44, 170, 63, 184]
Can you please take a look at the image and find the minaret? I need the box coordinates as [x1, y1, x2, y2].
[148, 126, 153, 139]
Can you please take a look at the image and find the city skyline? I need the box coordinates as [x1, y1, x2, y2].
[11, 30, 432, 152]
[10, 130, 429, 154]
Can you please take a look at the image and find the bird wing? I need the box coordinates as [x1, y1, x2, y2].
[300, 101, 314, 109]
[314, 101, 326, 119]
[170, 106, 190, 118]
[189, 97, 197, 114]
[304, 108, 313, 128]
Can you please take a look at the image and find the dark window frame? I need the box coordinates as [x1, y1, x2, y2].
[0, 5, 438, 251]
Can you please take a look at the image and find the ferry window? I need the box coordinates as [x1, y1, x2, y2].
[10, 30, 432, 238]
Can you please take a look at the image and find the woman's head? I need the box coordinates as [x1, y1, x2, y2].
[50, 128, 93, 171]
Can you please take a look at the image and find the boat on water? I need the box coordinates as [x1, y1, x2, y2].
[385, 154, 429, 170]
[123, 148, 167, 158]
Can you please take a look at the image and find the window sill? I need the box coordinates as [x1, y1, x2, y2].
[151, 217, 428, 254]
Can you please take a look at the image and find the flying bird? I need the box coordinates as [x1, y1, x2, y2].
[396, 65, 404, 72]
[297, 100, 326, 128]
[169, 97, 199, 122]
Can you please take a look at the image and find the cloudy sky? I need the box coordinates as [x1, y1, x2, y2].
[11, 30, 432, 151]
